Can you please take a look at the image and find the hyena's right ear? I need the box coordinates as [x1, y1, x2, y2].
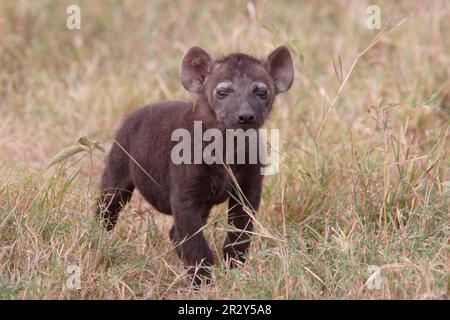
[180, 47, 213, 93]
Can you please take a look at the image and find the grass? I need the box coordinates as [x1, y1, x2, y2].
[0, 0, 448, 299]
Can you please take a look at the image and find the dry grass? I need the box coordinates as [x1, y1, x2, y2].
[0, 0, 448, 299]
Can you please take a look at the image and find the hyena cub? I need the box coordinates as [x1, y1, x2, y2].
[96, 46, 294, 285]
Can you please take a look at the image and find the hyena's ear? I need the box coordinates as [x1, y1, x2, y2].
[180, 47, 213, 93]
[265, 46, 294, 94]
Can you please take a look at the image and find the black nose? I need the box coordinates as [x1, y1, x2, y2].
[238, 112, 255, 124]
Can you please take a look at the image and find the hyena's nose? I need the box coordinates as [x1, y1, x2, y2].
[238, 111, 255, 124]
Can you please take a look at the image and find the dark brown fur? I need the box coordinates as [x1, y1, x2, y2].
[96, 46, 294, 285]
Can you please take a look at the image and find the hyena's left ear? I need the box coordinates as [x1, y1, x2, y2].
[180, 47, 213, 93]
[265, 46, 294, 94]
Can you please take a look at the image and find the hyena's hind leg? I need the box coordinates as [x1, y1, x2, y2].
[96, 144, 134, 231]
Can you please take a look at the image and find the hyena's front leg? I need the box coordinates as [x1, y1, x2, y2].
[170, 198, 214, 285]
[223, 172, 263, 267]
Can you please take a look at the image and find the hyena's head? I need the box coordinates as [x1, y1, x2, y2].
[180, 46, 294, 129]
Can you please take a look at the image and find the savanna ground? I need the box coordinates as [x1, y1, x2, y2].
[0, 0, 448, 299]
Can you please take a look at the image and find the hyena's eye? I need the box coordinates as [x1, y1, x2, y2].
[216, 89, 231, 99]
[255, 89, 268, 100]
